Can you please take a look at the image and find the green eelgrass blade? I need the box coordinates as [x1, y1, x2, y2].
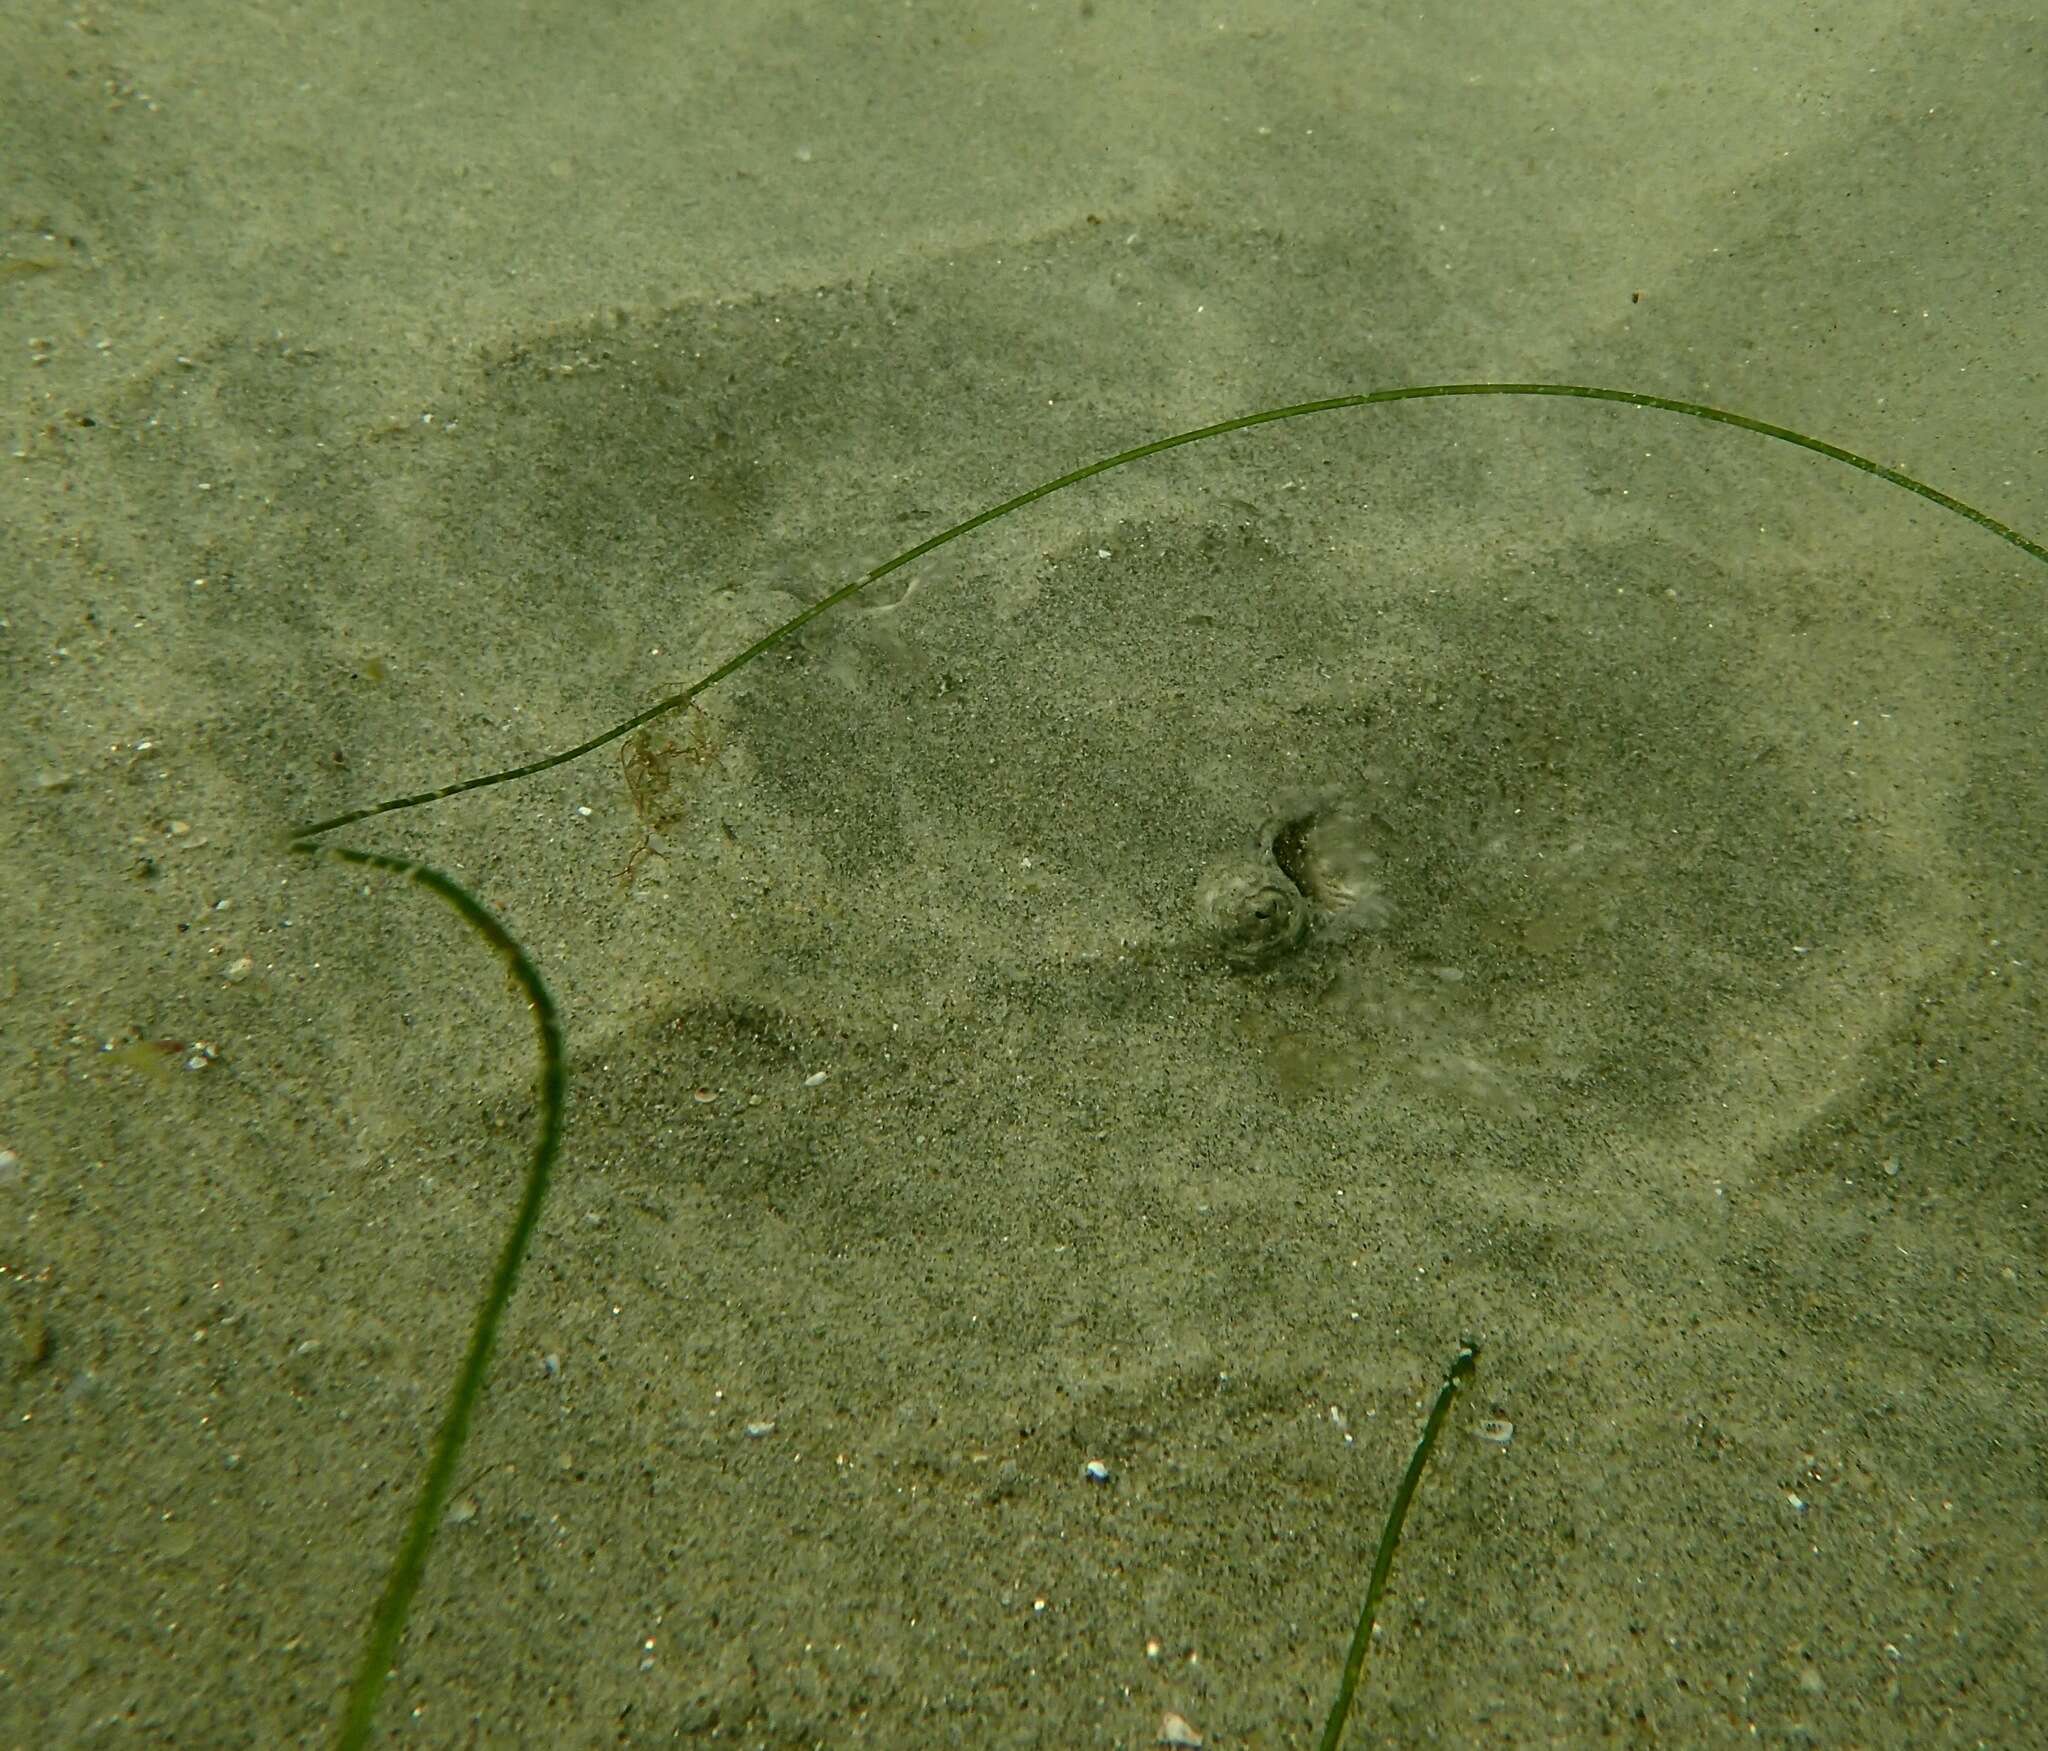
[288, 382, 2045, 844]
[1318, 1344, 1479, 1751]
[291, 844, 567, 1751]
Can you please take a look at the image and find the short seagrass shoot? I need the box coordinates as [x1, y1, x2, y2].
[291, 383, 2046, 1750]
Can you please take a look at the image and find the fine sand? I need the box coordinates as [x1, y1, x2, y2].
[3, 5, 2043, 1744]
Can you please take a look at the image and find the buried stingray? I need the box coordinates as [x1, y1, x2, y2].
[290, 383, 2045, 1750]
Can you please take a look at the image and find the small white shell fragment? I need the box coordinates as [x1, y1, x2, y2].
[223, 955, 254, 982]
[1159, 1712, 1203, 1747]
[744, 1420, 776, 1438]
[1472, 1417, 1515, 1445]
[1082, 1459, 1111, 1483]
[802, 1070, 829, 1088]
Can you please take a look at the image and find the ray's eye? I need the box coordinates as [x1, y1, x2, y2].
[1195, 857, 1311, 968]
[1196, 792, 1397, 969]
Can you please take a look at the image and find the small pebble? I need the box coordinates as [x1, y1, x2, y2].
[1159, 1712, 1203, 1747]
[1083, 1459, 1112, 1484]
[1473, 1417, 1515, 1446]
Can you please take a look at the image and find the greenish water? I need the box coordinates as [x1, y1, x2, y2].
[4, 4, 2043, 1744]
